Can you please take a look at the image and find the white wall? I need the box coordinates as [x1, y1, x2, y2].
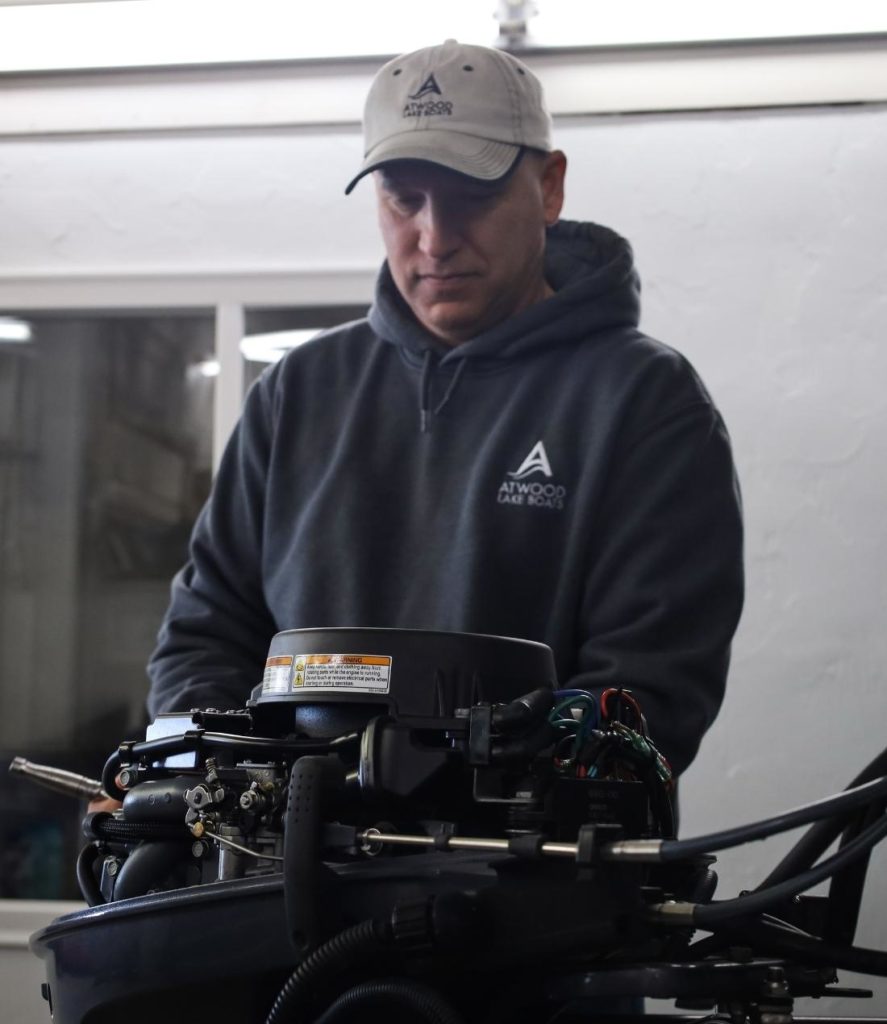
[561, 105, 887, 1014]
[0, 901, 83, 1024]
[2, 96, 886, 1016]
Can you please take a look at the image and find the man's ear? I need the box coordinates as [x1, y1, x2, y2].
[540, 150, 567, 226]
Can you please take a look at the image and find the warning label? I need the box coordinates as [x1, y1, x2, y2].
[293, 653, 392, 694]
[262, 655, 294, 694]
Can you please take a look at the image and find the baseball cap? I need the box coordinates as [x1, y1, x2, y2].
[345, 39, 552, 194]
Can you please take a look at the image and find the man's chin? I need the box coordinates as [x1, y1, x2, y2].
[417, 303, 484, 346]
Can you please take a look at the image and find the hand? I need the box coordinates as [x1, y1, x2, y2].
[88, 796, 123, 814]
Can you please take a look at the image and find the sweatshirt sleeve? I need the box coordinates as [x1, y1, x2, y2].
[146, 373, 278, 717]
[565, 394, 744, 777]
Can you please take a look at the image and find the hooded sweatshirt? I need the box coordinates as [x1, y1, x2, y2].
[147, 220, 743, 775]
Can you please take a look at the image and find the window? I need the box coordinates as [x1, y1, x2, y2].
[0, 311, 214, 897]
[241, 306, 369, 393]
[0, 301, 368, 898]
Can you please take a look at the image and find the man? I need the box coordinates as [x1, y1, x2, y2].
[147, 39, 743, 777]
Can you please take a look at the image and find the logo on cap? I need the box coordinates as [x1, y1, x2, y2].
[409, 74, 442, 101]
[403, 71, 453, 119]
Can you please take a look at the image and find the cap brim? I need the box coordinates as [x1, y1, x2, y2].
[344, 132, 521, 194]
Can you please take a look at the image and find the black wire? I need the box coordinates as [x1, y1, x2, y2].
[686, 913, 819, 960]
[264, 919, 392, 1024]
[743, 917, 887, 977]
[759, 742, 887, 889]
[658, 775, 887, 861]
[75, 844, 105, 907]
[126, 730, 334, 762]
[101, 752, 125, 801]
[579, 731, 675, 838]
[824, 795, 885, 945]
[311, 977, 467, 1024]
[692, 809, 887, 928]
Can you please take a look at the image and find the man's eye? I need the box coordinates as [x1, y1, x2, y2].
[390, 193, 422, 212]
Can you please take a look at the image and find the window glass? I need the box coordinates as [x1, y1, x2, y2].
[0, 312, 214, 898]
[241, 305, 368, 393]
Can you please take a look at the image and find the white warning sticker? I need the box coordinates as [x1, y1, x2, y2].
[262, 655, 294, 694]
[292, 653, 392, 694]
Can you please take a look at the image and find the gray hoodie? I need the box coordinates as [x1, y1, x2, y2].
[148, 219, 743, 775]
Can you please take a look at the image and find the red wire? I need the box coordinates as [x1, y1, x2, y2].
[600, 687, 643, 723]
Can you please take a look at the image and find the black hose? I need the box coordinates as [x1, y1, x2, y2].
[686, 913, 821, 960]
[759, 742, 887, 889]
[693, 809, 887, 928]
[126, 730, 334, 763]
[491, 688, 554, 732]
[101, 752, 125, 801]
[264, 919, 393, 1024]
[658, 775, 887, 862]
[112, 839, 192, 901]
[75, 844, 105, 907]
[723, 917, 887, 977]
[84, 814, 190, 843]
[823, 795, 885, 944]
[102, 731, 338, 801]
[311, 978, 467, 1024]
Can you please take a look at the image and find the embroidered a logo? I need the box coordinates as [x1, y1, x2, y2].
[498, 440, 567, 511]
[409, 74, 442, 100]
[403, 72, 453, 119]
[507, 440, 553, 480]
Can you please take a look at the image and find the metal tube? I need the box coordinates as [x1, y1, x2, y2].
[9, 756, 108, 801]
[357, 830, 663, 862]
[358, 829, 580, 858]
[598, 839, 664, 863]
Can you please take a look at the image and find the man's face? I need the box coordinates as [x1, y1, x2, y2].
[374, 151, 566, 346]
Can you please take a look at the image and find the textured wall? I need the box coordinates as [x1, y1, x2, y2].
[562, 106, 887, 1015]
[1, 103, 886, 1013]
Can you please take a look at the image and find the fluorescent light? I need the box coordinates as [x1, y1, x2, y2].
[0, 317, 32, 343]
[0, 0, 494, 73]
[240, 329, 320, 364]
[532, 0, 887, 47]
[0, 0, 884, 73]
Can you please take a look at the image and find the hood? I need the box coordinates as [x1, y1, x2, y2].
[367, 219, 641, 366]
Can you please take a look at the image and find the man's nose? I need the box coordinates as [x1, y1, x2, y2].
[417, 199, 460, 260]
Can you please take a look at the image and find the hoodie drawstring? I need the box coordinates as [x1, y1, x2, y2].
[419, 349, 433, 433]
[418, 351, 467, 433]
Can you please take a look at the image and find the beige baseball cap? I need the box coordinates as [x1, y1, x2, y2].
[345, 39, 552, 194]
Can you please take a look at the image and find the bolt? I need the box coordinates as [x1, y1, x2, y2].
[765, 966, 789, 995]
[240, 789, 266, 812]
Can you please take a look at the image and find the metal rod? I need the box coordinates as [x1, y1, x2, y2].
[357, 829, 663, 862]
[201, 828, 283, 863]
[8, 756, 109, 802]
[359, 828, 579, 858]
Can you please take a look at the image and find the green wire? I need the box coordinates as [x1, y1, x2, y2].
[550, 695, 599, 757]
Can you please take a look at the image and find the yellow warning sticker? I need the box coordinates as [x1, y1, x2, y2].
[262, 655, 293, 694]
[295, 653, 392, 693]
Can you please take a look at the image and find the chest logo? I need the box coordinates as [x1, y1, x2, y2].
[498, 440, 567, 511]
[508, 440, 553, 480]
